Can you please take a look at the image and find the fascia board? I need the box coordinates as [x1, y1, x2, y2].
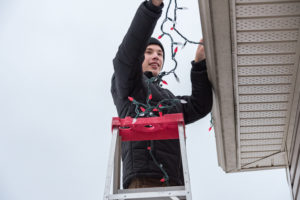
[286, 34, 300, 163]
[198, 0, 238, 172]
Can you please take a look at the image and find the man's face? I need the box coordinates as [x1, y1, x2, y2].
[142, 44, 164, 77]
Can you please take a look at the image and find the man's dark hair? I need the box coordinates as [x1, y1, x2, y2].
[147, 37, 165, 61]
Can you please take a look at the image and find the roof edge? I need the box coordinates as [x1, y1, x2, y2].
[198, 0, 238, 172]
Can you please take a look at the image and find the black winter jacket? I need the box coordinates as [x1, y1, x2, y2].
[111, 1, 213, 188]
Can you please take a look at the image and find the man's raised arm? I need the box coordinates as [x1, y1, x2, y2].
[177, 39, 213, 124]
[112, 1, 164, 98]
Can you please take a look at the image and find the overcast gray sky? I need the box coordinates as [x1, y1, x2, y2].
[0, 0, 292, 199]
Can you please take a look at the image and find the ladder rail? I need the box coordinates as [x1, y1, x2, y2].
[104, 127, 119, 200]
[178, 123, 192, 200]
[113, 133, 121, 193]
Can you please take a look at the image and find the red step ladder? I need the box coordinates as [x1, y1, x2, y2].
[103, 113, 192, 200]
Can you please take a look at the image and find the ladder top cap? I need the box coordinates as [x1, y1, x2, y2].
[111, 113, 185, 141]
[112, 113, 184, 127]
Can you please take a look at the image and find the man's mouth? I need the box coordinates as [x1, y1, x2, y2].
[150, 63, 159, 70]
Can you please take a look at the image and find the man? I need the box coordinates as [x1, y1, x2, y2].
[111, 0, 212, 189]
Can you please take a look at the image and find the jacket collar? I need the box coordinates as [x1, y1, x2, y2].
[144, 71, 154, 79]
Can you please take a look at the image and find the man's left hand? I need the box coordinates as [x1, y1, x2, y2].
[194, 39, 205, 62]
[152, 0, 163, 7]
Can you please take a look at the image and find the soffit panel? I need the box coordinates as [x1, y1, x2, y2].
[239, 94, 289, 103]
[233, 0, 300, 169]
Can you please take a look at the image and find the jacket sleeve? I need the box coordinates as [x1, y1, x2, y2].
[112, 1, 163, 99]
[177, 60, 213, 124]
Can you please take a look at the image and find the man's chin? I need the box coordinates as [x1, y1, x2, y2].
[151, 71, 159, 76]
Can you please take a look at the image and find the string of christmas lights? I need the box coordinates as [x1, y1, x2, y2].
[209, 113, 214, 132]
[158, 0, 203, 81]
[128, 76, 184, 120]
[148, 141, 170, 185]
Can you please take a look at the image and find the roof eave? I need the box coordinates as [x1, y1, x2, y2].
[198, 0, 239, 172]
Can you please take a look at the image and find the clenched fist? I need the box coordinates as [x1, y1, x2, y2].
[151, 0, 163, 7]
[194, 39, 205, 62]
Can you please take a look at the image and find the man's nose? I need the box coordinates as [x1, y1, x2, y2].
[152, 52, 159, 60]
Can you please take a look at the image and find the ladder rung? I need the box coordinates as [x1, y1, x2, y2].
[118, 186, 185, 193]
[109, 189, 187, 200]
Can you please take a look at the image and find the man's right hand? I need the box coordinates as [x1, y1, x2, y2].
[152, 0, 163, 7]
